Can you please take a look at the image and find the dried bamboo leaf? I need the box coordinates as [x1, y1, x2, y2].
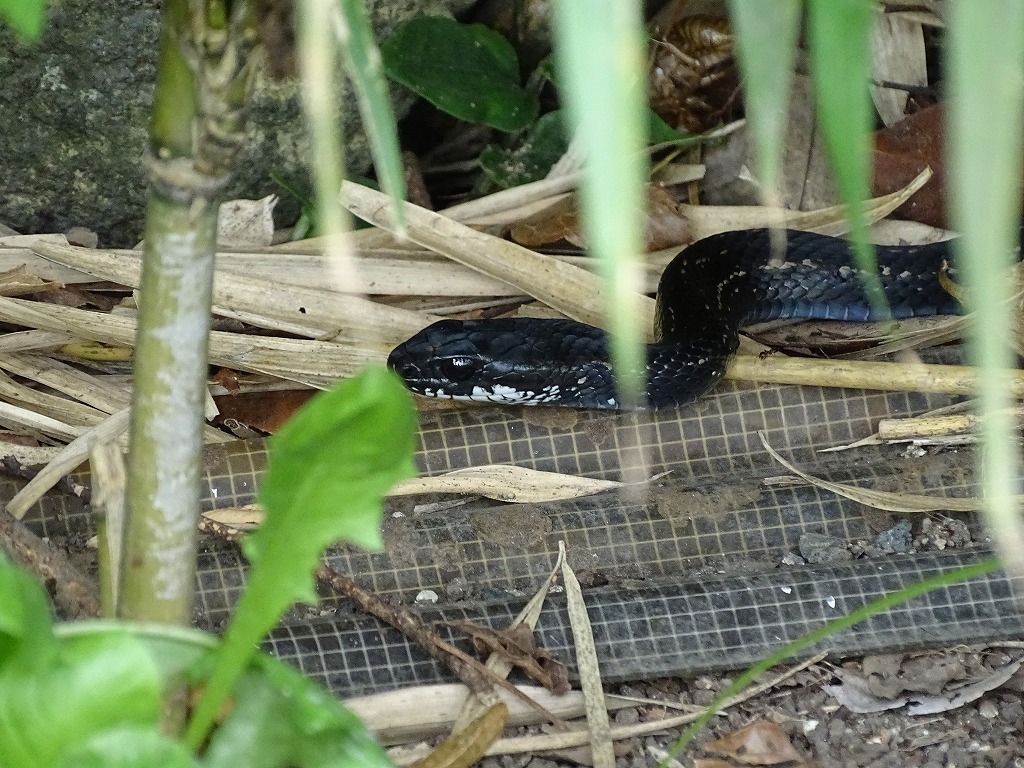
[340, 180, 659, 338]
[0, 296, 377, 387]
[0, 234, 96, 283]
[7, 408, 131, 520]
[758, 431, 985, 513]
[560, 542, 614, 768]
[32, 241, 432, 344]
[0, 368, 107, 428]
[0, 400, 82, 441]
[390, 465, 621, 503]
[0, 352, 131, 413]
[682, 168, 932, 240]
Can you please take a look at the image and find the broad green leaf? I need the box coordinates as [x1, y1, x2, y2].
[0, 632, 162, 768]
[203, 655, 391, 768]
[0, 0, 46, 40]
[339, 0, 407, 234]
[480, 110, 569, 188]
[58, 728, 198, 768]
[0, 556, 56, 668]
[382, 17, 538, 132]
[185, 366, 417, 748]
[806, 0, 884, 314]
[728, 0, 801, 199]
[946, 5, 1024, 567]
[551, 0, 648, 407]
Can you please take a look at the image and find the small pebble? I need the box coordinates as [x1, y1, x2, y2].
[875, 519, 913, 553]
[978, 699, 1000, 719]
[414, 589, 438, 604]
[781, 551, 806, 565]
[799, 532, 852, 563]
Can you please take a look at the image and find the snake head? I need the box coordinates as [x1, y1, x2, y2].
[387, 318, 620, 408]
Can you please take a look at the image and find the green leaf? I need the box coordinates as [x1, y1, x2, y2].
[728, 0, 801, 198]
[480, 110, 570, 188]
[946, 4, 1024, 567]
[647, 108, 686, 145]
[185, 366, 417, 748]
[203, 654, 391, 768]
[0, 632, 162, 768]
[58, 729, 198, 768]
[382, 16, 538, 132]
[806, 0, 884, 314]
[0, 0, 46, 41]
[0, 555, 56, 669]
[340, 0, 407, 234]
[551, 0, 648, 407]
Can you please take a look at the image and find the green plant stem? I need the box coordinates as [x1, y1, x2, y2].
[119, 0, 256, 624]
[120, 192, 218, 624]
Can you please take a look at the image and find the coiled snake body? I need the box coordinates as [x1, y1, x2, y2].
[387, 229, 962, 409]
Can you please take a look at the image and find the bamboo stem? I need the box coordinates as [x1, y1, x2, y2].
[725, 354, 1024, 397]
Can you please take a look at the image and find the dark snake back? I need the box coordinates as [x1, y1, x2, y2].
[389, 229, 965, 409]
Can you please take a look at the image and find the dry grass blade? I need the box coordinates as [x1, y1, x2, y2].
[0, 367, 108, 428]
[0, 296, 376, 387]
[453, 545, 566, 731]
[682, 168, 932, 240]
[559, 541, 614, 768]
[482, 654, 826, 757]
[758, 430, 991, 513]
[7, 407, 131, 520]
[32, 241, 431, 345]
[0, 400, 82, 441]
[390, 466, 621, 503]
[340, 180, 658, 338]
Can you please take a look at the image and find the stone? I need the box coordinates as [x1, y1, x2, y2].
[0, 0, 475, 245]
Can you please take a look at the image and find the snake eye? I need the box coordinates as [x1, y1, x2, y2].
[437, 356, 478, 382]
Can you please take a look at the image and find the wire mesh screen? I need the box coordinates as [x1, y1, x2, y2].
[10, 348, 1015, 699]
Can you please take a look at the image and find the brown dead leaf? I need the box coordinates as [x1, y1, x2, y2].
[411, 702, 508, 768]
[509, 185, 691, 252]
[693, 761, 736, 768]
[449, 620, 570, 695]
[873, 103, 948, 228]
[0, 265, 62, 298]
[704, 720, 805, 766]
[212, 389, 316, 434]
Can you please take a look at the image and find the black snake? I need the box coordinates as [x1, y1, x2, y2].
[387, 229, 962, 409]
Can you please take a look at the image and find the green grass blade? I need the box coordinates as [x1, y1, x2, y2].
[661, 556, 1002, 764]
[807, 0, 886, 316]
[296, 0, 348, 249]
[550, 0, 648, 409]
[946, 3, 1024, 574]
[337, 0, 406, 235]
[727, 0, 801, 202]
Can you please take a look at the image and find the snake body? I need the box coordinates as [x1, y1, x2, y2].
[387, 229, 962, 409]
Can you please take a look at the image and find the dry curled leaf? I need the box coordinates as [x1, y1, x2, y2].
[510, 185, 692, 252]
[390, 465, 622, 503]
[450, 621, 570, 695]
[412, 702, 508, 768]
[647, 8, 740, 133]
[703, 720, 806, 766]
